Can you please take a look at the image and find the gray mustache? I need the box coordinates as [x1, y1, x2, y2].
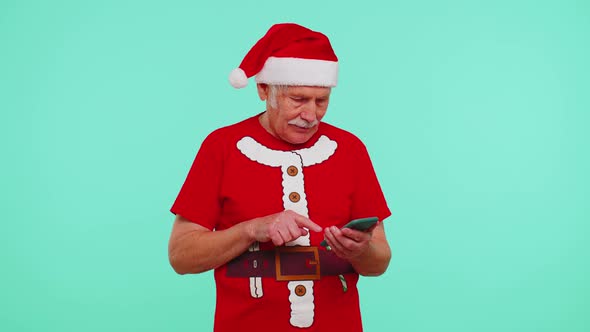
[288, 118, 318, 129]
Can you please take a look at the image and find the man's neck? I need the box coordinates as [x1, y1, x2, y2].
[258, 111, 277, 139]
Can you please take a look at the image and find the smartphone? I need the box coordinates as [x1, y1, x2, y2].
[320, 217, 379, 247]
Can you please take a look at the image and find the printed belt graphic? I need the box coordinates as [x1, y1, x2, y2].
[227, 246, 355, 280]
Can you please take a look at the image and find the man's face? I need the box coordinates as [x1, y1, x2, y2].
[260, 85, 331, 145]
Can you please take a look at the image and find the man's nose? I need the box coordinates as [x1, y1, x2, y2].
[300, 103, 318, 122]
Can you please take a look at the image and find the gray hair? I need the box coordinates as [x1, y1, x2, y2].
[267, 84, 288, 109]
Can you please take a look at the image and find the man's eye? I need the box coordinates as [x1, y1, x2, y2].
[291, 97, 304, 102]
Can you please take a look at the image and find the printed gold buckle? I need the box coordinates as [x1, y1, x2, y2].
[275, 246, 320, 281]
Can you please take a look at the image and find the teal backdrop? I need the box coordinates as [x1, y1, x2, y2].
[2, 0, 589, 331]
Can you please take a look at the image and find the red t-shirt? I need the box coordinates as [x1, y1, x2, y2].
[171, 114, 391, 332]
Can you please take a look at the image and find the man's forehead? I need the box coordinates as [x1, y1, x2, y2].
[283, 86, 332, 97]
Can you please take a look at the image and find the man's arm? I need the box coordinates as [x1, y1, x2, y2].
[168, 215, 253, 275]
[168, 211, 323, 275]
[323, 222, 391, 276]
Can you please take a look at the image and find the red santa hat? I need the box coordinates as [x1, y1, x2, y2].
[228, 23, 339, 89]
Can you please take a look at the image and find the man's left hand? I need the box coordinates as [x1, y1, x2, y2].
[323, 224, 377, 260]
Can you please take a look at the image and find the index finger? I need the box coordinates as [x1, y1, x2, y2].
[293, 214, 322, 232]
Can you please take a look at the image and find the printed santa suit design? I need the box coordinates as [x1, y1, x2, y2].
[237, 135, 337, 327]
[171, 115, 391, 332]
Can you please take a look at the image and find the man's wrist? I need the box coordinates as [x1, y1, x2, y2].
[242, 218, 258, 243]
[348, 241, 375, 264]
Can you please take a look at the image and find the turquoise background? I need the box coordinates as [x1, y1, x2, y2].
[2, 0, 589, 331]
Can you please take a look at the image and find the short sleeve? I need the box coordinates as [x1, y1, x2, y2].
[170, 131, 225, 230]
[350, 140, 391, 223]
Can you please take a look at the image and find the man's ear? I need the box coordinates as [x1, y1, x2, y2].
[257, 83, 269, 101]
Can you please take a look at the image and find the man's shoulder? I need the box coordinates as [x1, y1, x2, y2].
[204, 115, 258, 141]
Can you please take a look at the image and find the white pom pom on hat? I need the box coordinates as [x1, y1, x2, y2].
[229, 68, 248, 88]
[228, 23, 339, 89]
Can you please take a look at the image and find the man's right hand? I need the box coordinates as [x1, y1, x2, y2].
[247, 210, 322, 246]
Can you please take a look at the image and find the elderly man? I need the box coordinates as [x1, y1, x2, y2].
[169, 23, 391, 332]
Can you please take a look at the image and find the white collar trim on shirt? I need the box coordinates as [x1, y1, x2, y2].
[237, 135, 338, 167]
